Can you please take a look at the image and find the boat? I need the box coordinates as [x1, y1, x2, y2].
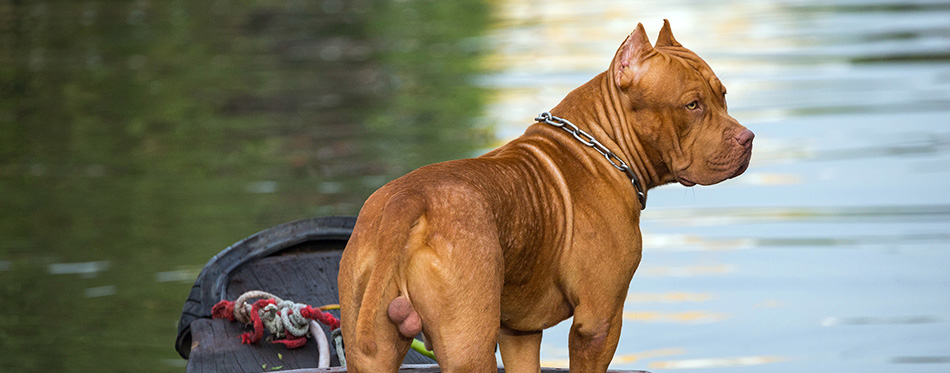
[174, 216, 648, 372]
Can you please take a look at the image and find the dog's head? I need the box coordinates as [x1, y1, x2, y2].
[610, 20, 753, 187]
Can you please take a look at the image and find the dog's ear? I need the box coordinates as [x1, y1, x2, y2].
[655, 19, 682, 48]
[613, 23, 654, 88]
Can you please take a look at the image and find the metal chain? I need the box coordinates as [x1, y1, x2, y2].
[535, 111, 647, 209]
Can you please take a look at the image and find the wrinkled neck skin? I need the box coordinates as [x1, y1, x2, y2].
[547, 71, 675, 192]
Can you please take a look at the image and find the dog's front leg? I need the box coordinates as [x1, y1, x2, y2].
[498, 327, 542, 373]
[568, 305, 623, 372]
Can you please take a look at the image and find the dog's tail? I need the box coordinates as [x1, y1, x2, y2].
[352, 192, 425, 355]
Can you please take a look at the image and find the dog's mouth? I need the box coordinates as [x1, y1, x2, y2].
[677, 161, 747, 187]
[731, 157, 752, 179]
[676, 142, 753, 187]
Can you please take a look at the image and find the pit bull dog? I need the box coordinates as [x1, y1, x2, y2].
[338, 20, 753, 372]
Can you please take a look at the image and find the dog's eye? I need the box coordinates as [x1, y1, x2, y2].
[685, 101, 699, 110]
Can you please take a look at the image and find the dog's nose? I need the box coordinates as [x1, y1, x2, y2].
[735, 129, 754, 147]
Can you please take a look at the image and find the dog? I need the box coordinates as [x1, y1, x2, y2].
[338, 20, 753, 372]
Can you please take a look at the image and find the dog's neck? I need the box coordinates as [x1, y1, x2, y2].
[548, 72, 673, 190]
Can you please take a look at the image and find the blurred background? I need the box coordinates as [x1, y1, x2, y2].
[1, 0, 949, 372]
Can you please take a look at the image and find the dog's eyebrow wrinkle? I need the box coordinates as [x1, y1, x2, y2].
[663, 51, 717, 90]
[668, 51, 720, 100]
[668, 51, 720, 86]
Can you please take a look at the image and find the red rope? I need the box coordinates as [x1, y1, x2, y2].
[211, 300, 236, 321]
[271, 334, 308, 349]
[211, 297, 341, 349]
[301, 305, 341, 330]
[241, 299, 275, 344]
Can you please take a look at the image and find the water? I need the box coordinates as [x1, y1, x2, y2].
[480, 1, 950, 371]
[0, 1, 490, 371]
[1, 0, 949, 372]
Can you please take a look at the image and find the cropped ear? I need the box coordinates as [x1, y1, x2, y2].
[655, 19, 682, 48]
[613, 23, 654, 88]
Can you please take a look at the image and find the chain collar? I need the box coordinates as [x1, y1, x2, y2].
[535, 112, 647, 209]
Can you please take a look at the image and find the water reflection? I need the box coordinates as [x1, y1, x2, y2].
[1, 0, 949, 371]
[649, 356, 788, 370]
[623, 310, 730, 324]
[47, 260, 111, 278]
[0, 1, 488, 371]
[821, 315, 942, 326]
[483, 0, 950, 371]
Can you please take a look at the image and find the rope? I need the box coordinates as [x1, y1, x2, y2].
[331, 328, 346, 367]
[211, 290, 341, 354]
[309, 320, 331, 368]
[211, 290, 433, 366]
[275, 301, 309, 337]
[234, 290, 283, 324]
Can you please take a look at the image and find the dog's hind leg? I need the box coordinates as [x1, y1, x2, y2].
[340, 279, 412, 373]
[404, 218, 504, 373]
[338, 194, 422, 372]
[338, 236, 412, 373]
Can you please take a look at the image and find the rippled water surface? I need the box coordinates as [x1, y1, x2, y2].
[2, 0, 949, 372]
[483, 1, 950, 371]
[486, 1, 950, 372]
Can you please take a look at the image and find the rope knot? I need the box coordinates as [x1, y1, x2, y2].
[210, 291, 341, 349]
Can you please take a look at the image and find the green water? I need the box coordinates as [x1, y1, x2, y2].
[0, 1, 489, 371]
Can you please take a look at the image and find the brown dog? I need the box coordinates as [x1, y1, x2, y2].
[338, 20, 753, 372]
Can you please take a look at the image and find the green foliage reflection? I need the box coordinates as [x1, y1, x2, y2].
[0, 0, 489, 371]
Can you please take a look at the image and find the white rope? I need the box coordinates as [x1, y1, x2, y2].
[331, 328, 346, 367]
[228, 289, 337, 367]
[278, 301, 310, 337]
[258, 300, 314, 339]
[309, 320, 331, 368]
[233, 290, 283, 324]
